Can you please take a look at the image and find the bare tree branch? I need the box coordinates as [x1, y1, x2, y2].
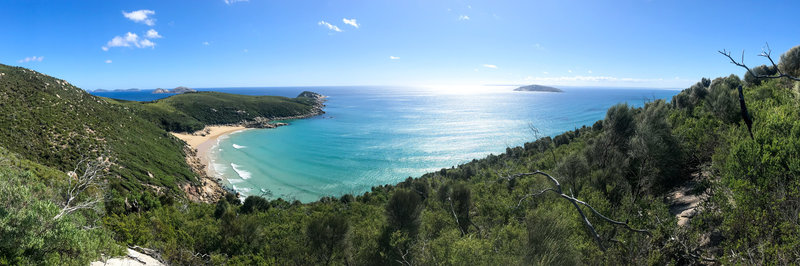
[719, 43, 800, 82]
[506, 171, 651, 251]
[54, 154, 110, 220]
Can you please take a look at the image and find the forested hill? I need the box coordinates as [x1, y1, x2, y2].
[0, 63, 194, 199]
[110, 91, 324, 133]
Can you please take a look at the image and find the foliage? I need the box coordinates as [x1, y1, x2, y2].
[0, 147, 123, 265]
[779, 44, 800, 77]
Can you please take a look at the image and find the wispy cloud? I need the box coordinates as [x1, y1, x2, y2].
[224, 0, 249, 4]
[389, 56, 400, 60]
[458, 15, 470, 20]
[122, 10, 156, 26]
[105, 60, 112, 64]
[18, 56, 44, 63]
[483, 64, 498, 69]
[102, 32, 157, 50]
[318, 21, 342, 32]
[342, 18, 359, 28]
[203, 41, 210, 46]
[145, 29, 162, 39]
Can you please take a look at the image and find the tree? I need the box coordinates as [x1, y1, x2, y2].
[778, 44, 800, 77]
[239, 195, 270, 214]
[451, 184, 472, 235]
[385, 190, 423, 235]
[604, 104, 636, 150]
[307, 215, 350, 265]
[744, 64, 778, 86]
[707, 75, 743, 124]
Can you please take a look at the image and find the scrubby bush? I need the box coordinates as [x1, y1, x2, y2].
[779, 44, 800, 77]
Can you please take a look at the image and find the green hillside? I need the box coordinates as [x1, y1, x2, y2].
[0, 64, 194, 200]
[111, 91, 322, 133]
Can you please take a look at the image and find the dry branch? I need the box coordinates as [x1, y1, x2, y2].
[719, 43, 800, 82]
[54, 155, 110, 220]
[506, 171, 651, 251]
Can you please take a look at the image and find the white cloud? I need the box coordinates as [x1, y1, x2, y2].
[342, 18, 359, 28]
[458, 15, 470, 20]
[139, 39, 155, 48]
[146, 29, 162, 39]
[102, 32, 158, 50]
[122, 10, 156, 26]
[568, 70, 572, 73]
[588, 70, 593, 73]
[105, 60, 112, 64]
[18, 56, 44, 63]
[482, 64, 497, 69]
[467, 5, 472, 9]
[389, 56, 400, 60]
[542, 71, 549, 75]
[224, 0, 249, 4]
[318, 21, 342, 32]
[203, 41, 210, 46]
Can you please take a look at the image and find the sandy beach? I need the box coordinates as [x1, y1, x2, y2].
[171, 125, 250, 177]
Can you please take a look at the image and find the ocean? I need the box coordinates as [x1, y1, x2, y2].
[92, 86, 679, 202]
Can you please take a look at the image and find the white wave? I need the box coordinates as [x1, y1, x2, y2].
[230, 163, 252, 179]
[232, 144, 247, 149]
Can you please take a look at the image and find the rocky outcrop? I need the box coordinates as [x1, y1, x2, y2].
[181, 145, 224, 203]
[153, 86, 197, 94]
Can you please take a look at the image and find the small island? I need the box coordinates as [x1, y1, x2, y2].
[153, 86, 197, 94]
[514, 84, 563, 92]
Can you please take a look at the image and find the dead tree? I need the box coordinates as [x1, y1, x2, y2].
[718, 43, 799, 140]
[53, 155, 110, 220]
[718, 43, 800, 82]
[505, 171, 651, 251]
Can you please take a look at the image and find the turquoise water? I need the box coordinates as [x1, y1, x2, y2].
[193, 86, 679, 202]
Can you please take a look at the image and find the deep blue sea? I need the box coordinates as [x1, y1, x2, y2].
[92, 86, 679, 202]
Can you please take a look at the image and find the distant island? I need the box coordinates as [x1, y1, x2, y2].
[514, 84, 563, 92]
[153, 86, 197, 94]
[93, 88, 140, 92]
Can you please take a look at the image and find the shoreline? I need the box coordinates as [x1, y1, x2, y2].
[171, 125, 251, 186]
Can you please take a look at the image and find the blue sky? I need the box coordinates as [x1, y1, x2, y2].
[2, 0, 799, 90]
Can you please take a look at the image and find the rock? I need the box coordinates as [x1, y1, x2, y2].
[153, 86, 197, 94]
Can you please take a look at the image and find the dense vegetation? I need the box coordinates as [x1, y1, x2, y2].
[0, 146, 122, 265]
[0, 64, 195, 210]
[110, 92, 320, 133]
[1, 44, 799, 265]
